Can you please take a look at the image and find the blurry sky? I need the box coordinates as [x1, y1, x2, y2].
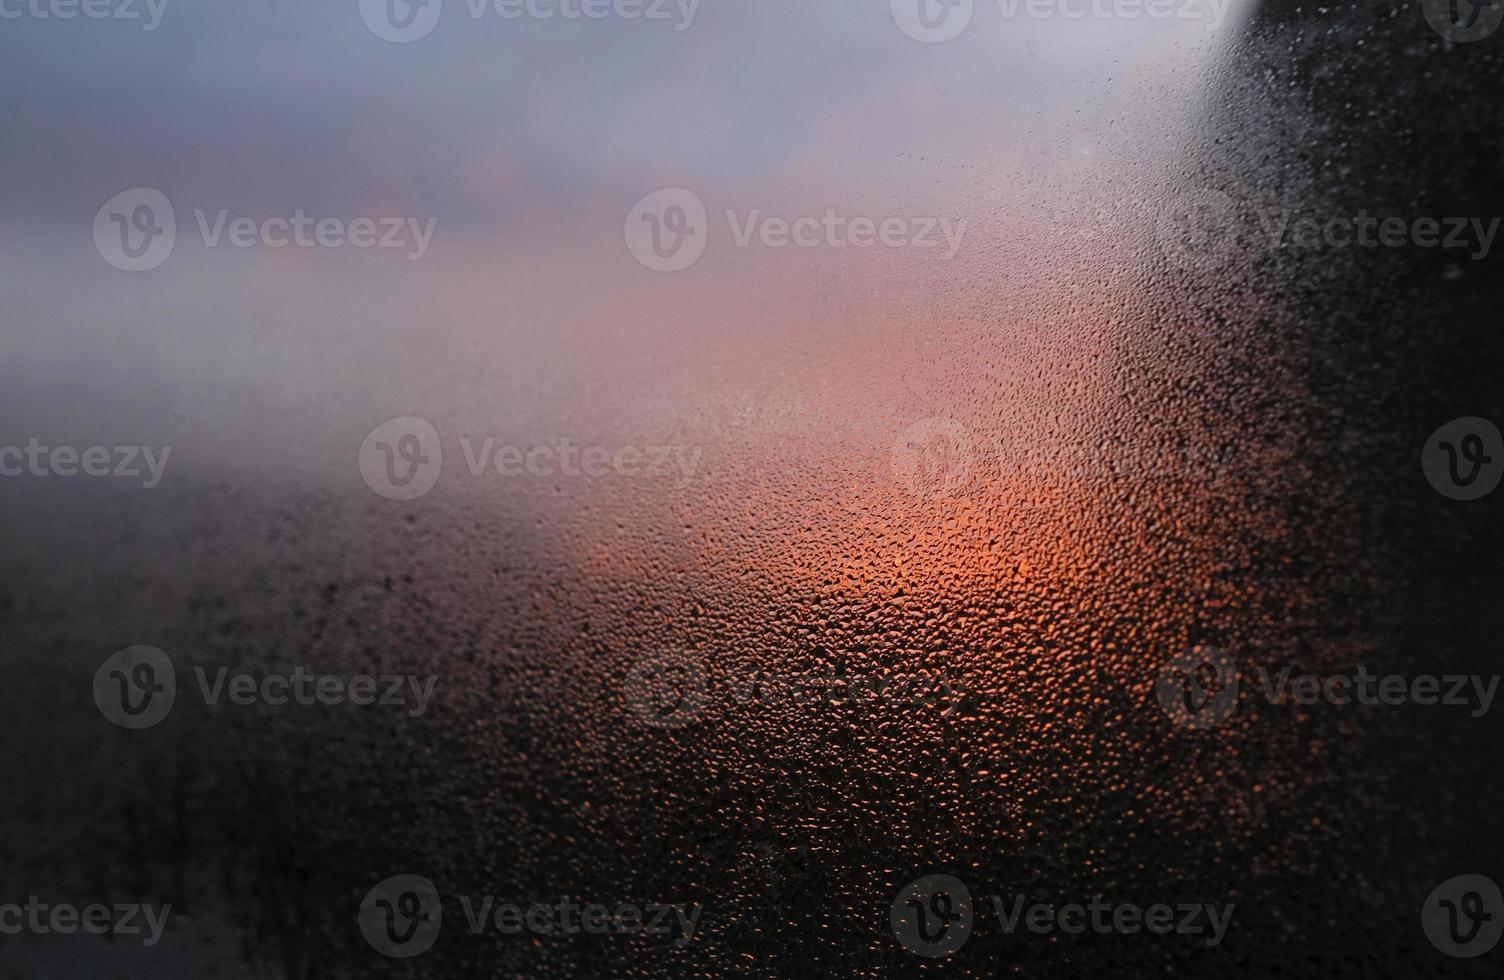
[0, 0, 1248, 486]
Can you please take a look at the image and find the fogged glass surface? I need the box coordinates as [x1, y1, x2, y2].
[0, 0, 1501, 976]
